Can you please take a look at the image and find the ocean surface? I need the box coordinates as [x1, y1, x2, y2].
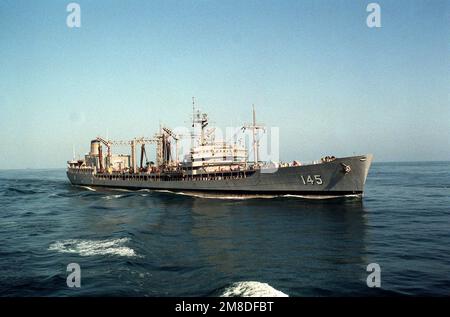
[0, 162, 449, 297]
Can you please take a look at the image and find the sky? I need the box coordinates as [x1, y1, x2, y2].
[0, 0, 449, 169]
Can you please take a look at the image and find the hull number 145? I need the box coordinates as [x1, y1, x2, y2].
[300, 175, 323, 185]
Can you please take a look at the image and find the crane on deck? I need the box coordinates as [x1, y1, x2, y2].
[96, 136, 158, 173]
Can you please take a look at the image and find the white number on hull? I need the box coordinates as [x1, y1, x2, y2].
[300, 175, 323, 185]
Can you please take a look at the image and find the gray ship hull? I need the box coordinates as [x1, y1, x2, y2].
[66, 154, 373, 197]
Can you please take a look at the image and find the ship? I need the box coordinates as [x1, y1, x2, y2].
[67, 101, 373, 198]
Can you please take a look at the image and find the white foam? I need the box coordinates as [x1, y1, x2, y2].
[283, 194, 362, 200]
[111, 188, 133, 192]
[79, 186, 360, 200]
[221, 281, 288, 297]
[48, 238, 137, 257]
[157, 190, 360, 200]
[102, 194, 124, 200]
[162, 190, 279, 200]
[79, 186, 96, 192]
[154, 189, 173, 194]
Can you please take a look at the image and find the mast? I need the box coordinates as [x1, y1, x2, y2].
[190, 97, 208, 146]
[191, 97, 196, 148]
[157, 124, 163, 167]
[192, 97, 195, 128]
[252, 105, 258, 164]
[243, 104, 265, 165]
[131, 139, 136, 172]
